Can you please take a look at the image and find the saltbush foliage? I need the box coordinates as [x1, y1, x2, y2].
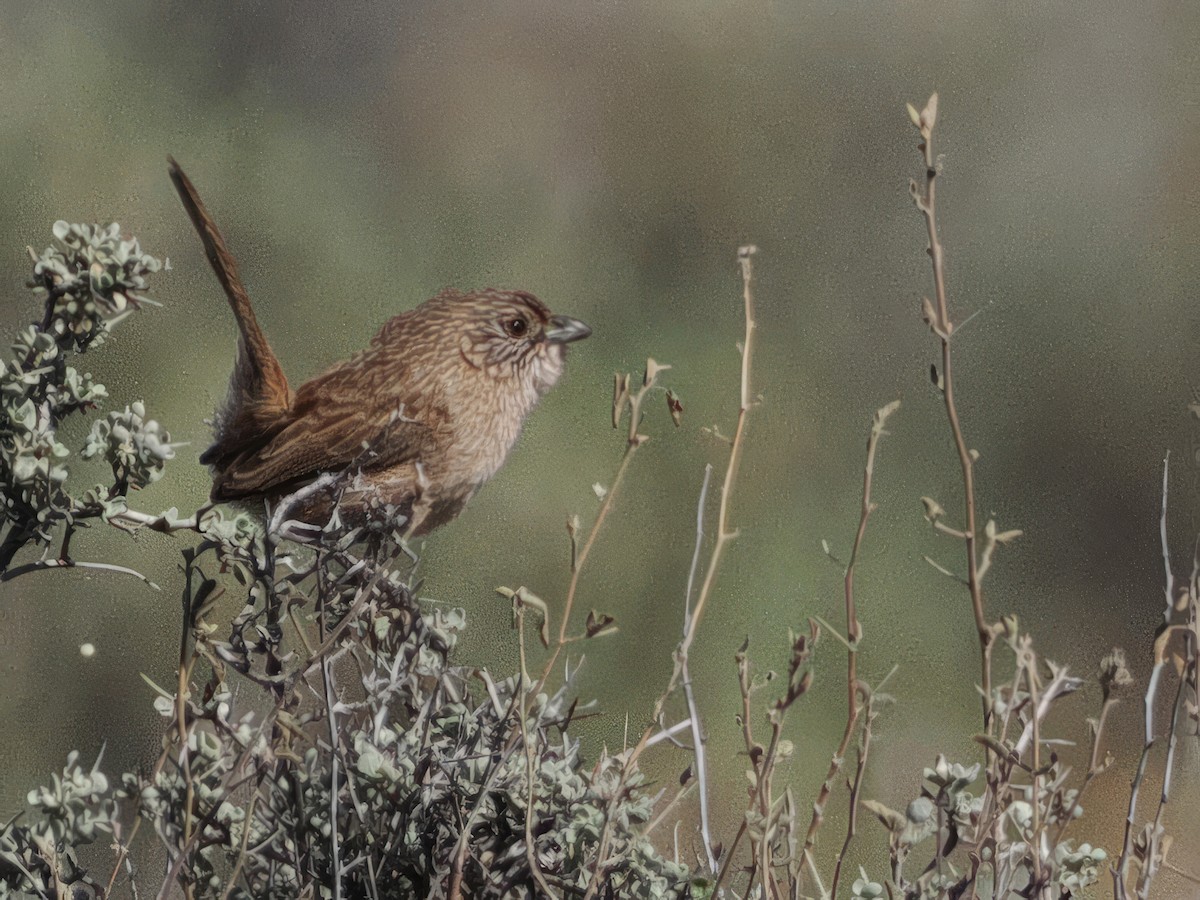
[0, 221, 699, 900]
[0, 221, 171, 571]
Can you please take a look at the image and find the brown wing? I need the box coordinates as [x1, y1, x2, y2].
[211, 344, 447, 500]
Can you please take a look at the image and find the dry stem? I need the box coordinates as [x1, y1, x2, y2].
[1114, 451, 1199, 899]
[909, 94, 996, 733]
[799, 400, 898, 896]
[535, 364, 664, 695]
[582, 246, 758, 900]
[681, 463, 717, 872]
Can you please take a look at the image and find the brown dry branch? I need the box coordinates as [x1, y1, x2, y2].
[714, 398, 899, 900]
[0, 556, 162, 590]
[681, 462, 718, 873]
[908, 92, 1031, 897]
[450, 351, 686, 899]
[514, 602, 563, 900]
[681, 246, 759, 652]
[725, 627, 816, 897]
[840, 94, 1181, 900]
[1048, 649, 1123, 850]
[908, 93, 1002, 741]
[1114, 452, 1199, 900]
[799, 399, 900, 899]
[581, 246, 759, 900]
[535, 356, 670, 694]
[831, 673, 889, 899]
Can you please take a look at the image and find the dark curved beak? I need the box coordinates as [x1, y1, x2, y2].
[544, 315, 592, 344]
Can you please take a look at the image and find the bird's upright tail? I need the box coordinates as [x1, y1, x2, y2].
[168, 157, 293, 468]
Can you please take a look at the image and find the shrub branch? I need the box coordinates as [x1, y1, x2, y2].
[908, 93, 997, 735]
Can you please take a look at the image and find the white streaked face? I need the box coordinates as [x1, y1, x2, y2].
[457, 293, 589, 396]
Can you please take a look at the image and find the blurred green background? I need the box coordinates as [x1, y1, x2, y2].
[1, 0, 1197, 891]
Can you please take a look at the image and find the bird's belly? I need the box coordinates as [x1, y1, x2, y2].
[434, 422, 520, 487]
[277, 470, 473, 537]
[271, 403, 522, 535]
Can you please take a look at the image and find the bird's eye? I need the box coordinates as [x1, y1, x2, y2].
[504, 317, 528, 337]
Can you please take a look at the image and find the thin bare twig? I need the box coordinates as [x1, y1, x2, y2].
[644, 717, 694, 748]
[535, 362, 665, 695]
[585, 246, 758, 900]
[514, 605, 562, 900]
[316, 562, 343, 900]
[801, 400, 899, 897]
[218, 793, 260, 900]
[1160, 451, 1175, 621]
[908, 93, 996, 734]
[713, 629, 814, 896]
[0, 557, 160, 590]
[1115, 451, 1198, 899]
[167, 557, 202, 900]
[831, 675, 889, 899]
[1050, 689, 1117, 849]
[681, 463, 717, 873]
[680, 248, 757, 654]
[1135, 664, 1190, 900]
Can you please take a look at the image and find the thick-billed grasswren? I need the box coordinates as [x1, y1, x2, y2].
[168, 160, 590, 535]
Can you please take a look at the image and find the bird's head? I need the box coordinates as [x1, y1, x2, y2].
[444, 289, 591, 396]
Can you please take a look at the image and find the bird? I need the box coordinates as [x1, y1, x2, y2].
[167, 159, 591, 536]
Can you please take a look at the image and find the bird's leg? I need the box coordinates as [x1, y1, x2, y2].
[269, 473, 343, 542]
[401, 462, 433, 542]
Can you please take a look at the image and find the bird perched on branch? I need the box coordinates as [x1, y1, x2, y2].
[168, 159, 590, 535]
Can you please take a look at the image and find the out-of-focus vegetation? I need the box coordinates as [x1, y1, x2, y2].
[1, 1, 1198, 895]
